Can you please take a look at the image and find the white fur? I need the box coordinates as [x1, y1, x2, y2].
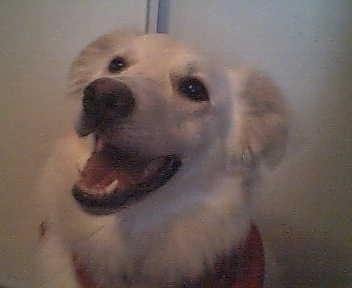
[36, 32, 286, 288]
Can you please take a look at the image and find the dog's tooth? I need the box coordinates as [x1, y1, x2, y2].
[76, 154, 90, 173]
[104, 179, 119, 194]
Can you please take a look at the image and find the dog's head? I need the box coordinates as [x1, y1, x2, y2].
[68, 31, 287, 215]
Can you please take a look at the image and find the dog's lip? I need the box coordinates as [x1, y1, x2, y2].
[72, 140, 181, 215]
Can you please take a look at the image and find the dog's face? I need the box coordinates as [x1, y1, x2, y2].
[68, 31, 287, 215]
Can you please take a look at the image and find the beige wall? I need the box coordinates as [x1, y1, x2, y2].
[0, 1, 146, 287]
[167, 1, 352, 287]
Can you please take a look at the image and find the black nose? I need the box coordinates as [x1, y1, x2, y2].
[79, 78, 135, 135]
[77, 78, 135, 136]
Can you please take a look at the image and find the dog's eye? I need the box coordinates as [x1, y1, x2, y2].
[179, 77, 209, 102]
[108, 56, 127, 73]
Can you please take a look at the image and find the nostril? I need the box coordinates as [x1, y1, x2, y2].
[83, 87, 101, 116]
[112, 92, 135, 118]
[102, 93, 118, 110]
[100, 87, 135, 118]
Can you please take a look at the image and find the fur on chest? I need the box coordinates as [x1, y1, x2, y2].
[67, 177, 252, 287]
[73, 225, 264, 288]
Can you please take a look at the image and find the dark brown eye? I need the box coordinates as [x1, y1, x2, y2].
[108, 56, 127, 73]
[179, 77, 209, 102]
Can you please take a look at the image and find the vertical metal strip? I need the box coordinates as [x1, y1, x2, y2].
[156, 0, 170, 33]
[145, 0, 159, 33]
[145, 0, 170, 33]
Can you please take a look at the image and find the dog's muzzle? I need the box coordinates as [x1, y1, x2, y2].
[72, 78, 182, 214]
[76, 77, 135, 137]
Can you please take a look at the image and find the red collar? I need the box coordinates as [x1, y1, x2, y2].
[73, 224, 264, 288]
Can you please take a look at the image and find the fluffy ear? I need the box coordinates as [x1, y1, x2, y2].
[68, 30, 138, 97]
[228, 68, 288, 168]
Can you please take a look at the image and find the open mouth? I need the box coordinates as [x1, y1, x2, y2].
[72, 138, 181, 215]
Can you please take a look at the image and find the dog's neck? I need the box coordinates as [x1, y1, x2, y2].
[73, 224, 264, 288]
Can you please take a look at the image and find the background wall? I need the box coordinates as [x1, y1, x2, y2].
[0, 1, 146, 287]
[166, 1, 352, 287]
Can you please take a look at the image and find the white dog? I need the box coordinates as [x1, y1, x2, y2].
[36, 31, 287, 288]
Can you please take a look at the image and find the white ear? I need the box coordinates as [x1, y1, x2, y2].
[228, 68, 288, 168]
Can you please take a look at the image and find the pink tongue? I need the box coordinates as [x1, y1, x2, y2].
[75, 150, 138, 196]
